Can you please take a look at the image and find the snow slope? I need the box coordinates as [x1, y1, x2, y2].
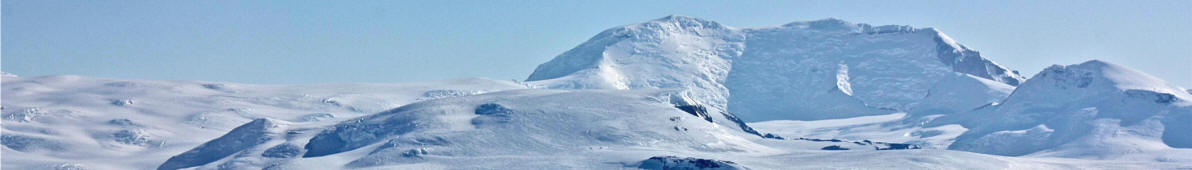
[939, 60, 1192, 160]
[157, 88, 1192, 170]
[526, 16, 1024, 121]
[752, 60, 1192, 161]
[0, 75, 525, 170]
[4, 16, 1191, 170]
[244, 89, 786, 169]
[4, 74, 1190, 169]
[526, 15, 742, 114]
[752, 112, 970, 149]
[126, 85, 1192, 169]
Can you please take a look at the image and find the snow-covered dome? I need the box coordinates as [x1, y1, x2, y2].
[944, 60, 1192, 158]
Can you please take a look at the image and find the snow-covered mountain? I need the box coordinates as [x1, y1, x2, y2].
[939, 60, 1192, 160]
[4, 15, 1192, 170]
[5, 74, 1187, 170]
[527, 15, 1024, 121]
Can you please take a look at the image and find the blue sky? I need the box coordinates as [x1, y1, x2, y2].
[3, 0, 1190, 87]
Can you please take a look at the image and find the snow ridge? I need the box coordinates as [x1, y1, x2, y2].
[157, 118, 287, 170]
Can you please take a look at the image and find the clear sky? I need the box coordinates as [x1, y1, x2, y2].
[3, 0, 1190, 87]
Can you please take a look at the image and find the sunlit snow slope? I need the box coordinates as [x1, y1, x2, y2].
[939, 60, 1192, 160]
[0, 74, 525, 169]
[4, 15, 1192, 170]
[527, 15, 1024, 121]
[8, 74, 1185, 170]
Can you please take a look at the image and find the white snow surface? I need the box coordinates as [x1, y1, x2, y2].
[4, 16, 1192, 170]
[753, 113, 969, 149]
[527, 15, 1025, 121]
[938, 60, 1192, 160]
[3, 73, 1190, 169]
[0, 75, 526, 169]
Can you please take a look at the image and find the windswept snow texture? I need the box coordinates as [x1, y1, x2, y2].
[157, 118, 286, 170]
[299, 89, 774, 162]
[164, 88, 1188, 170]
[941, 60, 1192, 160]
[526, 16, 1024, 121]
[0, 75, 524, 170]
[3, 73, 1191, 169]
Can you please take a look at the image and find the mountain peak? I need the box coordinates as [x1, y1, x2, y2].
[1037, 60, 1155, 88]
[949, 59, 1192, 156]
[1013, 60, 1189, 105]
[528, 16, 1028, 120]
[635, 15, 728, 31]
[1039, 59, 1112, 73]
[1076, 59, 1111, 67]
[652, 15, 705, 22]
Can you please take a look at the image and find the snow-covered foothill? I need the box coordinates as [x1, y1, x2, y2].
[161, 88, 1190, 170]
[0, 75, 524, 169]
[297, 89, 776, 165]
[3, 73, 1190, 169]
[940, 60, 1192, 160]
